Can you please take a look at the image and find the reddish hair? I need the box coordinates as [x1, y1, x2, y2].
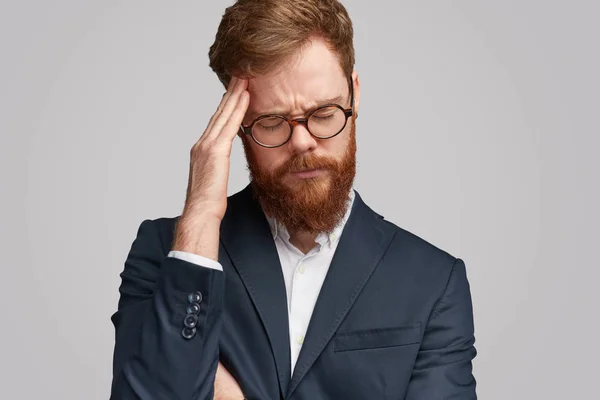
[209, 0, 355, 87]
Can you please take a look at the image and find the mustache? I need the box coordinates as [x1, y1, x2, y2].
[275, 154, 339, 177]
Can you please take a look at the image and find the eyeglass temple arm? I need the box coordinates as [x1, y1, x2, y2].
[349, 76, 358, 119]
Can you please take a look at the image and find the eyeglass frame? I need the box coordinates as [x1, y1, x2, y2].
[240, 77, 356, 148]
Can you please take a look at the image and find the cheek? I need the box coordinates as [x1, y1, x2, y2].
[324, 130, 350, 158]
[250, 142, 287, 170]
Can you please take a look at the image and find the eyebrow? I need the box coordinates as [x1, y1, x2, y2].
[247, 95, 345, 120]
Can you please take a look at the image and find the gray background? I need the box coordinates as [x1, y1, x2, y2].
[1, 0, 598, 399]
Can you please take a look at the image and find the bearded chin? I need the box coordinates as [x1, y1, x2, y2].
[243, 123, 357, 235]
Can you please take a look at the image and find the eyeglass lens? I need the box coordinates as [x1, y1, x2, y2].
[252, 106, 347, 147]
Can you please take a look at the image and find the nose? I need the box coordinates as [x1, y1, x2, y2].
[287, 121, 317, 154]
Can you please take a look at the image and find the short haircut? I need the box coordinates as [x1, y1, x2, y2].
[209, 0, 355, 87]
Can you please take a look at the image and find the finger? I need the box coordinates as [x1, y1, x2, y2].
[203, 78, 243, 138]
[215, 77, 239, 116]
[220, 90, 250, 142]
[203, 78, 239, 135]
[206, 79, 248, 140]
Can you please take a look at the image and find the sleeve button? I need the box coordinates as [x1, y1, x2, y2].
[188, 291, 203, 303]
[182, 326, 196, 340]
[186, 302, 201, 315]
[184, 314, 199, 328]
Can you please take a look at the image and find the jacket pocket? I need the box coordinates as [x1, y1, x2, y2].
[333, 323, 422, 352]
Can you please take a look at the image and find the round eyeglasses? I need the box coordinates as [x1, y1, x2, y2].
[240, 82, 355, 148]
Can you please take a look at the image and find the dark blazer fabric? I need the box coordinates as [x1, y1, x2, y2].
[110, 186, 477, 399]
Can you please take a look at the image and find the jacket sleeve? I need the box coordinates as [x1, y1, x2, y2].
[110, 219, 225, 400]
[404, 258, 477, 399]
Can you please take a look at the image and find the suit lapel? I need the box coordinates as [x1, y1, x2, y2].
[286, 191, 397, 398]
[220, 185, 291, 397]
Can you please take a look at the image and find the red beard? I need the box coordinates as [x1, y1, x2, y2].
[243, 120, 357, 235]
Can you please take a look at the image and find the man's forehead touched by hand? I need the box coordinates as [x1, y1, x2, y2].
[245, 39, 350, 120]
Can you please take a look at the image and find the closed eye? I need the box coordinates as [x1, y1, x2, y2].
[312, 114, 335, 120]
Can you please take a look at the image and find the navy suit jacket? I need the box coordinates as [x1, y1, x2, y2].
[110, 186, 477, 399]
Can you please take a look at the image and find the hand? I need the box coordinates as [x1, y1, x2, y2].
[214, 361, 245, 400]
[184, 77, 249, 221]
[172, 77, 249, 259]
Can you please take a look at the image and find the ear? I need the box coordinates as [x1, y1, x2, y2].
[351, 70, 360, 116]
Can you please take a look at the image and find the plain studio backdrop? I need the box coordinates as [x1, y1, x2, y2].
[1, 1, 598, 399]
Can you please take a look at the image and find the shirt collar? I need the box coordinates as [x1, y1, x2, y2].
[266, 189, 355, 247]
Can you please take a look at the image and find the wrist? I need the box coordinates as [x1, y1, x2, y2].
[182, 200, 225, 222]
[172, 214, 221, 260]
[178, 210, 223, 229]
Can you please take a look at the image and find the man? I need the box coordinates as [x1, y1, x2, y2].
[110, 0, 477, 399]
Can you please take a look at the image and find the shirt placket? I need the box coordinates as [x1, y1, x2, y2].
[288, 246, 321, 373]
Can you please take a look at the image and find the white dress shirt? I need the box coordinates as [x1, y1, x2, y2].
[168, 190, 355, 374]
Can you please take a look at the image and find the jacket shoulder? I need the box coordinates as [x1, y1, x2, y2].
[356, 191, 459, 271]
[377, 216, 461, 279]
[386, 219, 456, 259]
[375, 218, 466, 305]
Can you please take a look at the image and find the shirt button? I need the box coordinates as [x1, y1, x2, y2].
[296, 335, 304, 345]
[331, 233, 337, 241]
[298, 264, 306, 274]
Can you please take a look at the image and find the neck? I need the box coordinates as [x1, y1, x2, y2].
[288, 230, 319, 254]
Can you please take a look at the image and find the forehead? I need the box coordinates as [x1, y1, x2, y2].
[247, 38, 348, 113]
